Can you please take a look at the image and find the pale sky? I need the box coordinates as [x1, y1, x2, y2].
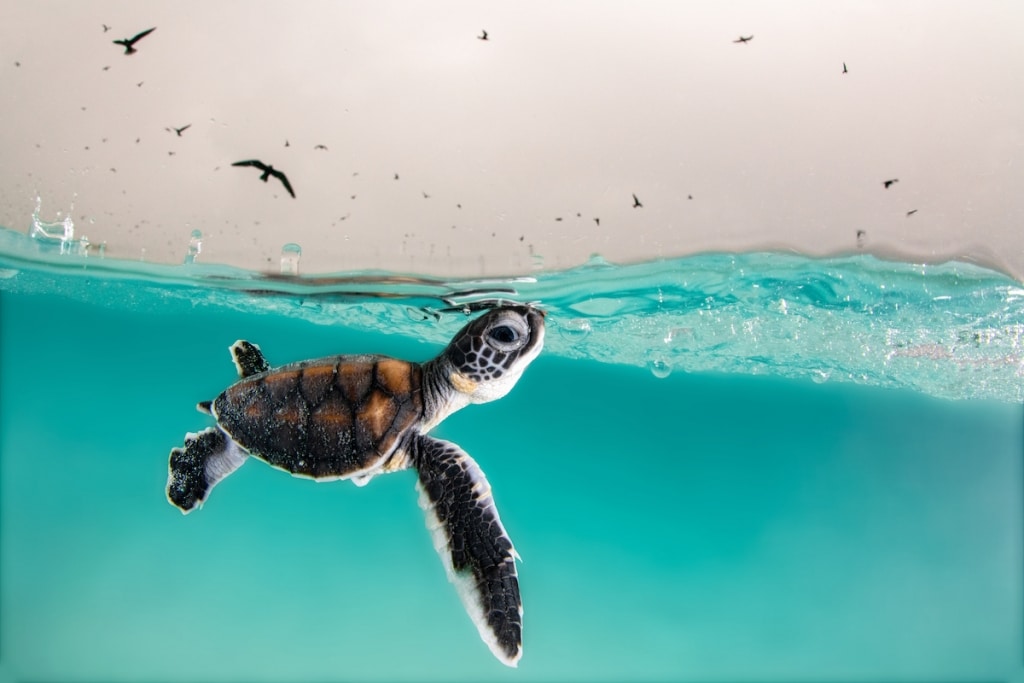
[2, 1, 1023, 278]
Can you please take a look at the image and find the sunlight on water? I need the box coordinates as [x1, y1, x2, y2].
[1, 225, 1021, 402]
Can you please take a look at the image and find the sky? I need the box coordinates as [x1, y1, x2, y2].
[2, 1, 1023, 278]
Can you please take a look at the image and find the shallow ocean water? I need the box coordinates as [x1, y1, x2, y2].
[1, 225, 1022, 682]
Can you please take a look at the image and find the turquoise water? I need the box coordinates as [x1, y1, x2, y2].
[1, 225, 1022, 681]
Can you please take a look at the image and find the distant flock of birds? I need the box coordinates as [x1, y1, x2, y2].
[79, 25, 917, 232]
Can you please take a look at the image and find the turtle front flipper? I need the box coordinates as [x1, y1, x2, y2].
[411, 433, 523, 667]
[167, 427, 248, 513]
[230, 340, 270, 378]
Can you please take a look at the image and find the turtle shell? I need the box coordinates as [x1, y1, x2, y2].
[212, 354, 424, 479]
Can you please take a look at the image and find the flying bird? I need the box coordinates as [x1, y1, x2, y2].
[883, 178, 899, 189]
[733, 35, 753, 43]
[166, 124, 191, 137]
[102, 24, 111, 33]
[113, 27, 156, 55]
[478, 29, 489, 41]
[632, 193, 643, 208]
[842, 62, 848, 74]
[232, 160, 295, 198]
[906, 209, 918, 217]
[314, 144, 328, 151]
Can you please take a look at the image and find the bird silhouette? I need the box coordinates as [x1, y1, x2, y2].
[842, 62, 848, 74]
[883, 178, 899, 189]
[313, 144, 328, 151]
[166, 124, 191, 137]
[906, 209, 918, 217]
[102, 24, 111, 33]
[113, 27, 156, 55]
[632, 193, 643, 208]
[733, 35, 753, 43]
[232, 160, 295, 198]
[478, 29, 489, 41]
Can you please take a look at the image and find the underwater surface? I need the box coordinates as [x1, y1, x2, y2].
[1, 224, 1022, 682]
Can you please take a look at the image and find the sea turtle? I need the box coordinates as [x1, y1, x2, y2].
[166, 305, 545, 666]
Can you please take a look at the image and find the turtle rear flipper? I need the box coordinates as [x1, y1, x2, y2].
[167, 427, 248, 513]
[412, 434, 523, 667]
[230, 340, 270, 378]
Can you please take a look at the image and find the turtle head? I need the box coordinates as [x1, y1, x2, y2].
[442, 305, 545, 404]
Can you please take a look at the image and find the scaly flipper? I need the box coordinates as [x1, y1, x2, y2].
[194, 340, 269, 414]
[411, 434, 522, 666]
[167, 427, 248, 513]
[230, 340, 270, 378]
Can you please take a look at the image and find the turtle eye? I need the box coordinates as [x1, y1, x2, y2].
[485, 318, 528, 352]
[489, 325, 518, 344]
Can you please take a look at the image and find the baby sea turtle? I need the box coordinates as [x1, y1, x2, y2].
[166, 305, 545, 666]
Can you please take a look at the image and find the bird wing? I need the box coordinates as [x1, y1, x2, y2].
[232, 159, 267, 170]
[129, 27, 156, 44]
[270, 169, 296, 198]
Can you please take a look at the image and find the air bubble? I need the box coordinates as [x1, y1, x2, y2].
[184, 229, 202, 264]
[648, 358, 672, 379]
[280, 243, 302, 275]
[558, 318, 592, 342]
